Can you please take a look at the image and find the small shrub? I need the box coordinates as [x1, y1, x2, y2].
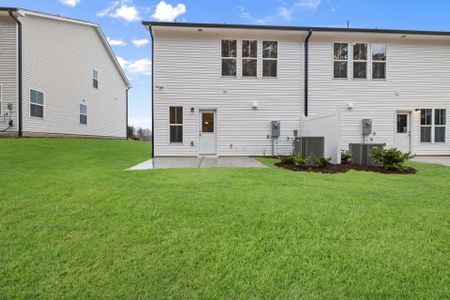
[370, 147, 414, 170]
[341, 150, 351, 164]
[280, 155, 295, 165]
[294, 154, 310, 168]
[315, 157, 332, 168]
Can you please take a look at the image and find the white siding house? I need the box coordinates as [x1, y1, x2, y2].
[145, 22, 450, 158]
[0, 8, 130, 139]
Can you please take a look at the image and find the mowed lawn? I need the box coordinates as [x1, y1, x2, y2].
[1, 138, 449, 299]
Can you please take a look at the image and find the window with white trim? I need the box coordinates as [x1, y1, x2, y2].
[221, 40, 237, 77]
[421, 109, 446, 143]
[333, 43, 348, 78]
[242, 40, 257, 77]
[93, 69, 99, 88]
[80, 104, 87, 125]
[435, 109, 446, 143]
[169, 107, 183, 143]
[372, 44, 386, 79]
[353, 43, 367, 79]
[262, 41, 278, 77]
[30, 89, 44, 118]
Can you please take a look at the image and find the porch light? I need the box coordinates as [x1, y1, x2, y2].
[191, 107, 195, 113]
[252, 101, 258, 109]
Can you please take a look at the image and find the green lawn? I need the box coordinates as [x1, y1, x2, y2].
[1, 138, 449, 299]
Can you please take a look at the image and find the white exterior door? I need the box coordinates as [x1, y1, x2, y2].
[199, 111, 217, 155]
[395, 112, 411, 152]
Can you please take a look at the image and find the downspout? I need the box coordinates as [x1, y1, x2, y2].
[149, 26, 155, 158]
[126, 88, 129, 139]
[9, 10, 23, 136]
[304, 30, 312, 117]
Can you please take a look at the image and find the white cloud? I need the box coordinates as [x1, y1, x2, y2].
[97, 1, 141, 22]
[117, 56, 151, 76]
[59, 0, 80, 7]
[107, 37, 127, 46]
[132, 39, 150, 47]
[238, 6, 273, 24]
[297, 0, 321, 10]
[152, 1, 186, 22]
[277, 6, 293, 20]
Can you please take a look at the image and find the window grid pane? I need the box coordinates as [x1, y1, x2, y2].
[263, 41, 278, 58]
[30, 104, 43, 118]
[435, 109, 446, 125]
[221, 40, 236, 58]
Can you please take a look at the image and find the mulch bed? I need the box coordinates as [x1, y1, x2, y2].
[275, 162, 416, 174]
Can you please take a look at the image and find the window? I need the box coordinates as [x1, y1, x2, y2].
[353, 43, 367, 79]
[372, 44, 386, 79]
[242, 40, 257, 77]
[263, 41, 278, 77]
[169, 107, 183, 143]
[397, 114, 408, 133]
[93, 69, 99, 88]
[221, 40, 237, 77]
[30, 89, 44, 118]
[80, 104, 87, 125]
[435, 109, 446, 143]
[420, 109, 432, 142]
[333, 43, 348, 78]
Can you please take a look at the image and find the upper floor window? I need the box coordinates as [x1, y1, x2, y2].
[169, 106, 183, 143]
[263, 41, 278, 77]
[242, 40, 257, 77]
[80, 104, 87, 125]
[421, 109, 446, 143]
[372, 44, 386, 79]
[30, 89, 44, 118]
[93, 69, 99, 88]
[221, 40, 237, 77]
[353, 43, 367, 79]
[333, 43, 348, 78]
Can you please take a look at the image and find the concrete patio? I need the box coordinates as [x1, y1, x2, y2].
[128, 156, 268, 170]
[412, 156, 450, 167]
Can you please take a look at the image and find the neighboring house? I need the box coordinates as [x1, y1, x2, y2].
[143, 21, 450, 160]
[0, 8, 131, 139]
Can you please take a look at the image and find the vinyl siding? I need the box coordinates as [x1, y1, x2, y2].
[0, 16, 18, 135]
[308, 35, 450, 155]
[153, 30, 303, 156]
[21, 14, 127, 138]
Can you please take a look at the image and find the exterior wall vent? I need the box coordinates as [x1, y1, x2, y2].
[349, 143, 385, 166]
[294, 137, 324, 161]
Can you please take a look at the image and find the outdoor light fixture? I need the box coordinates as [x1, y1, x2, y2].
[191, 107, 195, 112]
[347, 102, 354, 109]
[252, 101, 258, 109]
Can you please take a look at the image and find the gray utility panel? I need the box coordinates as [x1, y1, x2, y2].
[349, 143, 385, 166]
[271, 121, 280, 138]
[362, 119, 372, 136]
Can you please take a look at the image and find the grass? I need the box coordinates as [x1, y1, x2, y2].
[1, 138, 449, 299]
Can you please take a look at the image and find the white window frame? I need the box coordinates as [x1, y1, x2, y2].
[80, 103, 87, 125]
[262, 41, 278, 78]
[353, 43, 368, 79]
[169, 106, 183, 144]
[29, 88, 45, 119]
[93, 69, 99, 89]
[371, 44, 387, 80]
[333, 42, 349, 79]
[242, 40, 258, 78]
[221, 39, 237, 77]
[420, 108, 446, 143]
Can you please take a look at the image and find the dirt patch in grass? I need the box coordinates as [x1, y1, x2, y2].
[275, 162, 416, 174]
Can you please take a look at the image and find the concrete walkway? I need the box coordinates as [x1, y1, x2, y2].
[412, 156, 450, 167]
[128, 156, 268, 170]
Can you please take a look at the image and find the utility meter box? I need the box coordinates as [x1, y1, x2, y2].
[362, 119, 372, 136]
[271, 121, 280, 138]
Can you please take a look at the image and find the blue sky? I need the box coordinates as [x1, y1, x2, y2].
[3, 0, 450, 129]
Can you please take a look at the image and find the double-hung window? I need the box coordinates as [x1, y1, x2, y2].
[435, 109, 446, 143]
[30, 89, 44, 118]
[421, 109, 446, 143]
[80, 104, 87, 125]
[93, 69, 99, 88]
[333, 43, 348, 78]
[221, 40, 237, 77]
[372, 44, 386, 79]
[242, 40, 257, 77]
[169, 107, 183, 143]
[262, 41, 278, 77]
[353, 43, 367, 79]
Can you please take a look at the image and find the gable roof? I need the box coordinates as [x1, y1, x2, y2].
[1, 7, 131, 88]
[143, 21, 450, 37]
